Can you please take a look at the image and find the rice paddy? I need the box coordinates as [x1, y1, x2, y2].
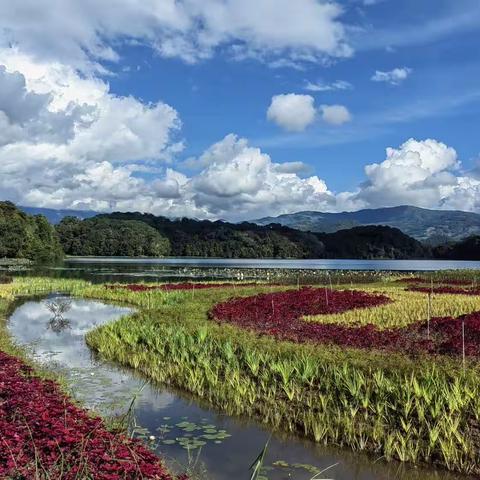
[2, 273, 480, 477]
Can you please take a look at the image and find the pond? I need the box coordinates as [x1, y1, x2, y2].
[7, 295, 469, 479]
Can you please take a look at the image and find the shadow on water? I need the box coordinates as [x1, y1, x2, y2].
[6, 295, 473, 480]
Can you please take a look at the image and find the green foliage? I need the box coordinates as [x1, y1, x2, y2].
[56, 216, 170, 257]
[65, 211, 428, 259]
[82, 281, 480, 476]
[434, 236, 480, 260]
[319, 226, 427, 259]
[0, 201, 63, 262]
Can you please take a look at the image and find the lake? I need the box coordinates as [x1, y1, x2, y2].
[15, 256, 480, 284]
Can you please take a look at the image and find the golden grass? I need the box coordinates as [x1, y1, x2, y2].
[304, 283, 480, 329]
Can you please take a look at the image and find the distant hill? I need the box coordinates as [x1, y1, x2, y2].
[19, 206, 98, 224]
[56, 211, 428, 260]
[254, 206, 480, 243]
[434, 236, 480, 261]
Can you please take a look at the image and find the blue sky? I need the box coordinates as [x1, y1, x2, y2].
[0, 0, 479, 219]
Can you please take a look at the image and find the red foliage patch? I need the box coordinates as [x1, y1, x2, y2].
[0, 351, 184, 479]
[396, 277, 472, 286]
[407, 285, 480, 296]
[106, 282, 258, 292]
[210, 288, 480, 357]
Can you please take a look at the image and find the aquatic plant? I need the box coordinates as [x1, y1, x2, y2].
[0, 351, 183, 479]
[5, 276, 480, 476]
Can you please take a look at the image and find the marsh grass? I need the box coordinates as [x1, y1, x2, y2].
[4, 276, 480, 476]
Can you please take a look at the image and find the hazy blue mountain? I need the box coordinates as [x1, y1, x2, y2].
[254, 206, 480, 243]
[19, 206, 98, 224]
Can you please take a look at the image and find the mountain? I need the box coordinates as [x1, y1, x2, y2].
[19, 206, 98, 224]
[254, 206, 480, 243]
[56, 212, 428, 260]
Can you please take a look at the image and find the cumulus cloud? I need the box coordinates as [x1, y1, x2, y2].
[267, 94, 317, 132]
[320, 104, 352, 125]
[189, 134, 334, 218]
[371, 67, 412, 85]
[304, 79, 353, 92]
[0, 49, 182, 211]
[346, 138, 480, 212]
[0, 0, 351, 70]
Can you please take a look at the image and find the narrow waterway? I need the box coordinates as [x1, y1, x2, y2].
[7, 295, 469, 480]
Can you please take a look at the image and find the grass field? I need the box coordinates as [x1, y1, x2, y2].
[2, 275, 480, 476]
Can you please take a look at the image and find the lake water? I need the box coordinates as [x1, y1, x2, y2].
[14, 256, 480, 285]
[8, 296, 470, 480]
[66, 256, 480, 271]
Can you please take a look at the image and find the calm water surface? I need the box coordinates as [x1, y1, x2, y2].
[14, 256, 480, 285]
[67, 256, 480, 271]
[8, 296, 469, 480]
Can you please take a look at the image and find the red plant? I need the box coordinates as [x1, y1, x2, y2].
[210, 288, 480, 358]
[407, 285, 480, 296]
[0, 351, 185, 479]
[106, 282, 259, 292]
[396, 277, 473, 286]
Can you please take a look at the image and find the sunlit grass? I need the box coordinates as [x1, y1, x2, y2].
[3, 276, 480, 475]
[305, 283, 480, 328]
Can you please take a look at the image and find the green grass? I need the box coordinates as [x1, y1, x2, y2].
[3, 277, 480, 476]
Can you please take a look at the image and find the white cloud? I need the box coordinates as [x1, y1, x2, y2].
[371, 67, 412, 85]
[0, 0, 352, 70]
[0, 49, 182, 211]
[267, 94, 317, 132]
[320, 104, 352, 125]
[304, 79, 353, 92]
[188, 134, 334, 218]
[346, 138, 480, 212]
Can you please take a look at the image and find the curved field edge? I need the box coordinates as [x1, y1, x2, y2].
[0, 279, 182, 480]
[80, 280, 480, 476]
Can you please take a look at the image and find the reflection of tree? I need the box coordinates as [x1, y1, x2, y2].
[48, 316, 71, 333]
[44, 297, 72, 333]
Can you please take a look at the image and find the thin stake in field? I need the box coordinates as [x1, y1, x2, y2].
[427, 292, 432, 339]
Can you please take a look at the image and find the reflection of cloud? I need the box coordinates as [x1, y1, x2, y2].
[8, 296, 175, 415]
[8, 298, 131, 367]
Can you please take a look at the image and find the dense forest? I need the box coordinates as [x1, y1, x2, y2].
[433, 236, 480, 260]
[0, 202, 63, 262]
[3, 202, 480, 261]
[56, 217, 170, 257]
[55, 212, 429, 260]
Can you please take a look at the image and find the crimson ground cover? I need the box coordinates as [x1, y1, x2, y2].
[396, 277, 473, 286]
[0, 351, 182, 479]
[211, 287, 480, 357]
[106, 282, 258, 292]
[407, 285, 480, 295]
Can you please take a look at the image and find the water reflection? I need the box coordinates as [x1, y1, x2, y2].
[7, 296, 470, 480]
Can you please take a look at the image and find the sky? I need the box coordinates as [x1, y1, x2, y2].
[1, 0, 480, 221]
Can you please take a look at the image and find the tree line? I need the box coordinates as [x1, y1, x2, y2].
[2, 202, 479, 261]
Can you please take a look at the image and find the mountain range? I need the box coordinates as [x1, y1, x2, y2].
[17, 204, 480, 244]
[20, 206, 97, 224]
[254, 205, 480, 244]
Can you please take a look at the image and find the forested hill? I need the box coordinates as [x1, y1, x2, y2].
[55, 212, 429, 259]
[255, 205, 480, 243]
[0, 201, 63, 262]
